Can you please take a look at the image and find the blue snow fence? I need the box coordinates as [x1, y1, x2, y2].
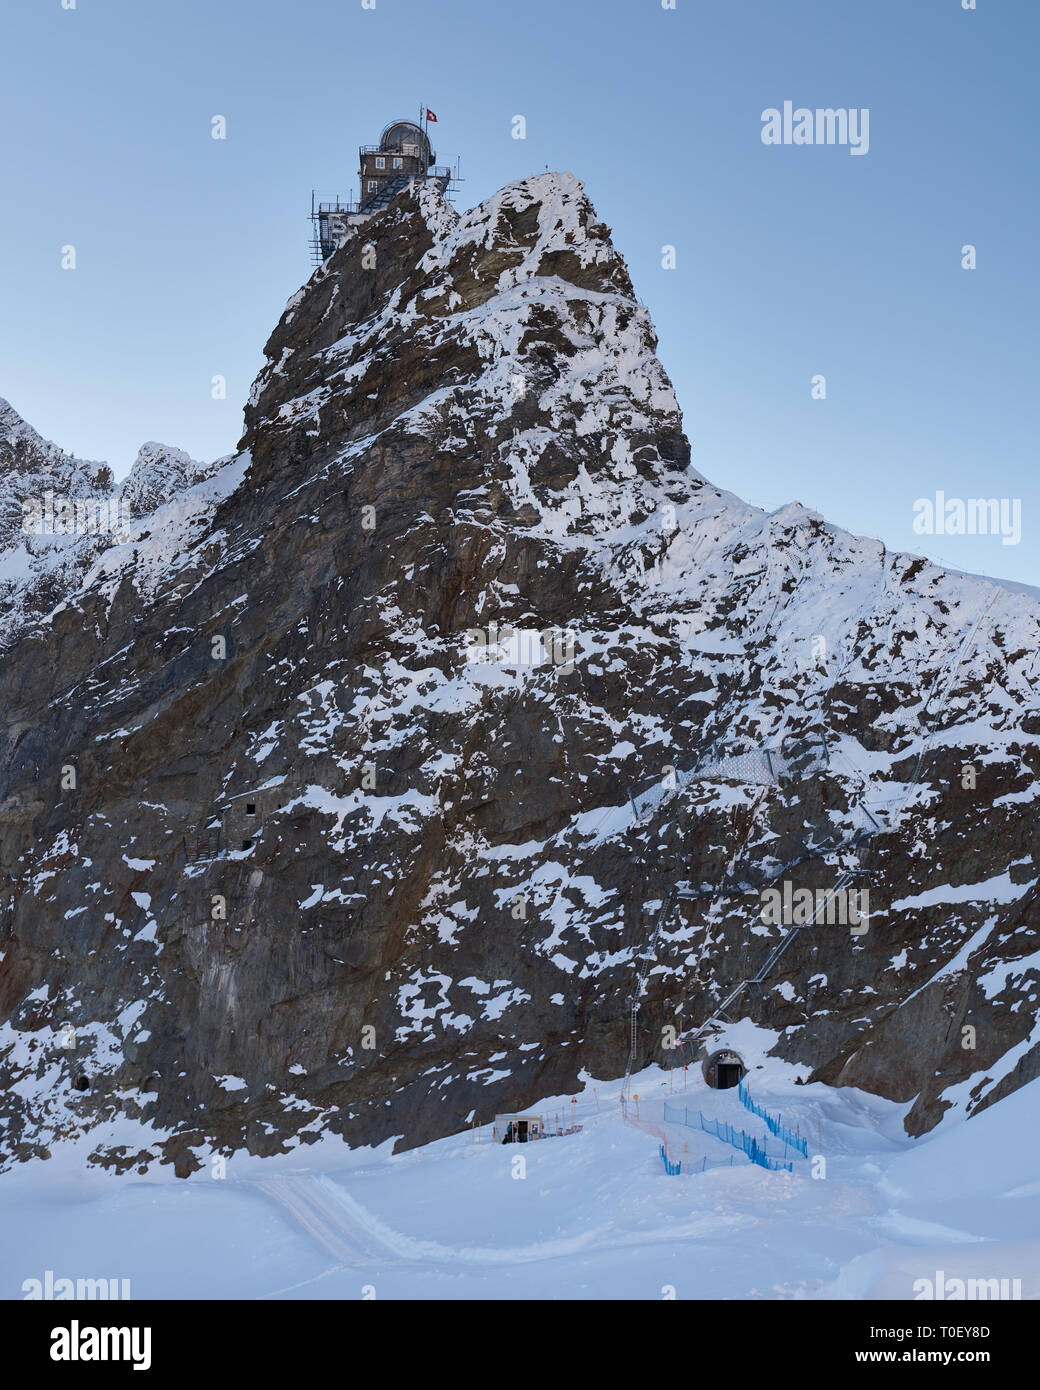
[736, 1077, 808, 1157]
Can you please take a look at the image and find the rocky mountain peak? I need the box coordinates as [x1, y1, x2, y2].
[242, 173, 694, 540]
[0, 173, 1037, 1177]
[119, 442, 211, 519]
[0, 402, 219, 652]
[0, 399, 113, 547]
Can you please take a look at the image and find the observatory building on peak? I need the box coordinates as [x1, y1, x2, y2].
[310, 114, 456, 265]
[360, 118, 439, 208]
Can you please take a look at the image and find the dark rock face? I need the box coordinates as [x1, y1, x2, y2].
[0, 173, 1037, 1175]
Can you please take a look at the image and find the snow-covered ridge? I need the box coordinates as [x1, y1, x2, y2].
[119, 441, 215, 518]
[0, 399, 233, 649]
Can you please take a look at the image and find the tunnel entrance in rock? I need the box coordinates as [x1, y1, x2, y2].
[702, 1049, 745, 1090]
[72, 1075, 90, 1092]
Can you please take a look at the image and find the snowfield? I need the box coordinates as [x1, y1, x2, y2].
[3, 1022, 1036, 1301]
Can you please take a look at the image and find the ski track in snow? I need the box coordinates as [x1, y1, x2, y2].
[251, 1168, 742, 1280]
[3, 1042, 1038, 1300]
[251, 1174, 397, 1266]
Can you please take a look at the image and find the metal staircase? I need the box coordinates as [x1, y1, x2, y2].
[359, 167, 453, 216]
[675, 868, 857, 1063]
[359, 172, 413, 214]
[618, 585, 1002, 1099]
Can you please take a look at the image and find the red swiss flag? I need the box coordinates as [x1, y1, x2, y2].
[426, 109, 438, 122]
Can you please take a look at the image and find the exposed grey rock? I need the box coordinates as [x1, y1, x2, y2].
[0, 173, 1036, 1178]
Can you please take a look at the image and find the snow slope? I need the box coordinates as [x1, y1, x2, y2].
[3, 1030, 1036, 1300]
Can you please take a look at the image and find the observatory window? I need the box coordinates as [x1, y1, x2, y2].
[393, 157, 402, 169]
[367, 180, 377, 191]
[375, 156, 385, 169]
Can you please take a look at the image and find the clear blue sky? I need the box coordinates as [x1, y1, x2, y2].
[2, 0, 1036, 582]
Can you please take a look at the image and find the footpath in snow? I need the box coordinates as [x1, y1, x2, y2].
[1, 1020, 1037, 1300]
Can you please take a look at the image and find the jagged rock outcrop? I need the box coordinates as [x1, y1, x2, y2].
[119, 442, 212, 518]
[0, 399, 114, 549]
[0, 173, 1037, 1176]
[0, 402, 215, 653]
[0, 400, 117, 645]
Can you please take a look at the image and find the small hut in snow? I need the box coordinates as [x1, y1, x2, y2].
[493, 1113, 544, 1144]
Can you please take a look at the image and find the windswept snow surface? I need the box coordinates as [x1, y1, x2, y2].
[2, 1023, 1036, 1300]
